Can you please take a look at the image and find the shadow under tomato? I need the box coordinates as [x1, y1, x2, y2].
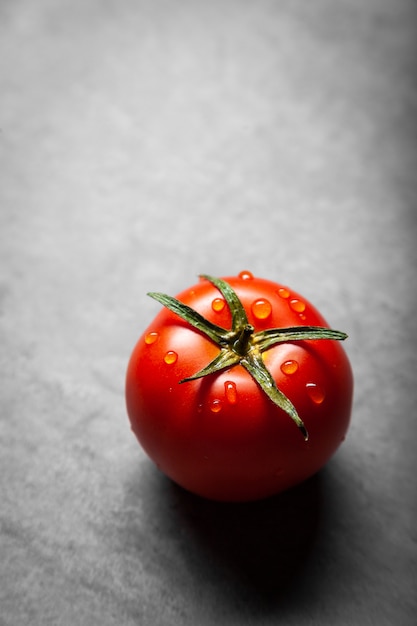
[163, 471, 322, 606]
[121, 456, 323, 616]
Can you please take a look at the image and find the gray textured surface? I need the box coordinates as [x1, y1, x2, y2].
[1, 1, 416, 624]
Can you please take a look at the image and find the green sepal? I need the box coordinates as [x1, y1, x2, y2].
[242, 352, 309, 440]
[199, 274, 249, 330]
[180, 349, 241, 383]
[254, 326, 348, 352]
[147, 291, 227, 344]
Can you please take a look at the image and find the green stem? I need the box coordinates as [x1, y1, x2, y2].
[232, 324, 255, 356]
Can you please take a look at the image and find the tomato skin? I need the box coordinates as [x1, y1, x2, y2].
[126, 275, 353, 502]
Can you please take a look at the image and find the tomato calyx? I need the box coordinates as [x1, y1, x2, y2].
[148, 275, 348, 441]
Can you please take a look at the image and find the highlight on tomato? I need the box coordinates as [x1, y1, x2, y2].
[125, 271, 353, 502]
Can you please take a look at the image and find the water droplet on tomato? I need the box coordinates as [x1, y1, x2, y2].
[238, 270, 253, 280]
[278, 287, 290, 299]
[145, 331, 159, 345]
[164, 351, 178, 365]
[290, 299, 306, 313]
[299, 313, 307, 321]
[306, 382, 325, 404]
[281, 360, 299, 375]
[251, 298, 272, 320]
[224, 381, 238, 404]
[209, 399, 222, 413]
[212, 297, 226, 313]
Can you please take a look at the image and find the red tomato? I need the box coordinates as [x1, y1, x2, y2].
[125, 272, 353, 502]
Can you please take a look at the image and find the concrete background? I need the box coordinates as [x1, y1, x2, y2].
[1, 0, 416, 624]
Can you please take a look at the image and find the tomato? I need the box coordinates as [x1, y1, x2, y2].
[125, 271, 353, 502]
